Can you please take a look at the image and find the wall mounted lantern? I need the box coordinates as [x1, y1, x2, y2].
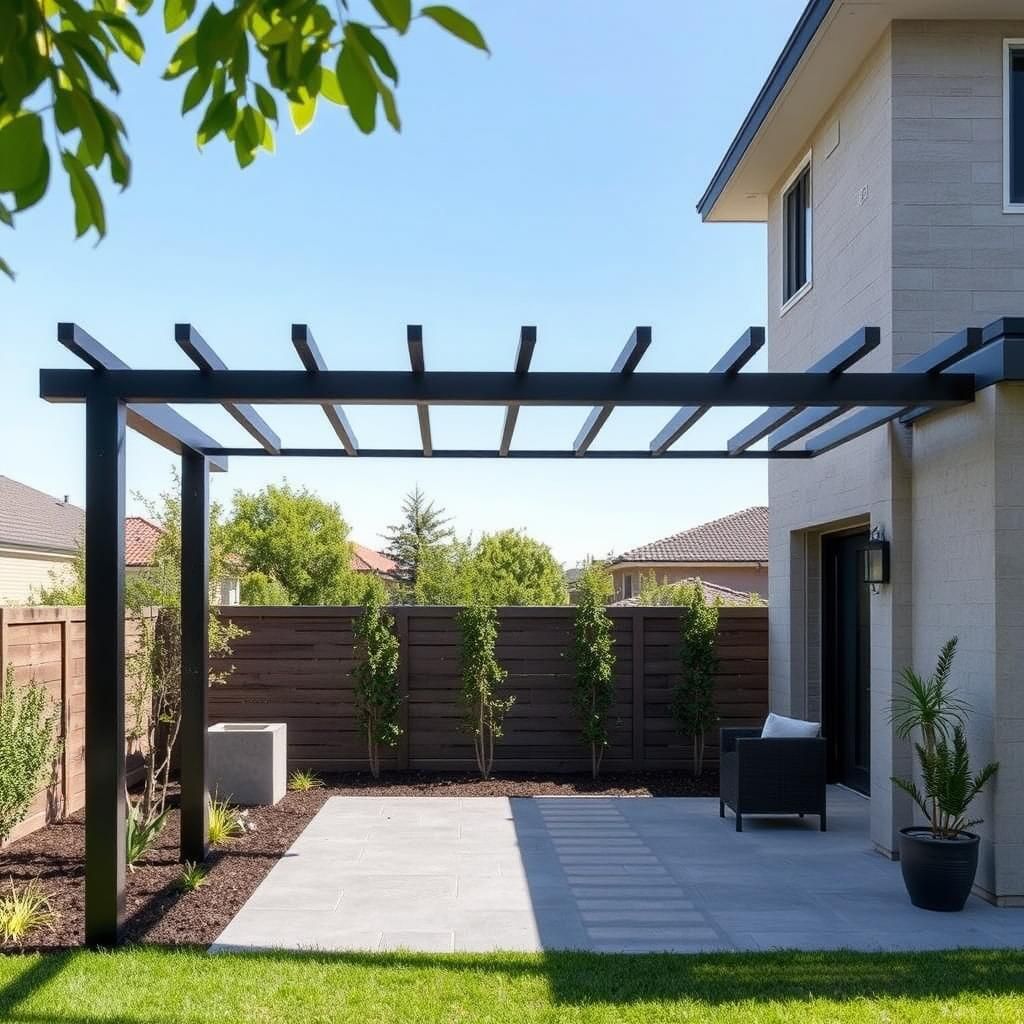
[863, 526, 890, 592]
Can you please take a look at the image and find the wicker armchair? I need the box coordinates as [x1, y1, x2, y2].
[719, 726, 827, 832]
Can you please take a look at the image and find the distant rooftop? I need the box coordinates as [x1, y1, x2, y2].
[125, 516, 165, 568]
[0, 475, 84, 554]
[612, 577, 759, 607]
[351, 542, 397, 577]
[612, 507, 768, 565]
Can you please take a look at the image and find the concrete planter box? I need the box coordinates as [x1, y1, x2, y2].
[208, 723, 287, 806]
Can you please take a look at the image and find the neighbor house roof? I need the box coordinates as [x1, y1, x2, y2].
[612, 578, 759, 607]
[351, 543, 397, 577]
[612, 507, 768, 565]
[124, 516, 165, 568]
[0, 475, 85, 554]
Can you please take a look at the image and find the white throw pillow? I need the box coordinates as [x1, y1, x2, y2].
[760, 712, 820, 739]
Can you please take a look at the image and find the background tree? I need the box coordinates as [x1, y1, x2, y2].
[383, 485, 454, 597]
[464, 530, 568, 607]
[634, 572, 763, 608]
[226, 482, 363, 605]
[670, 584, 719, 777]
[412, 535, 474, 605]
[239, 570, 292, 606]
[458, 603, 512, 780]
[0, 1, 488, 279]
[573, 561, 615, 779]
[352, 580, 401, 779]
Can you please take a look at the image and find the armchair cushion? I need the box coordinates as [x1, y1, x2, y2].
[760, 711, 820, 739]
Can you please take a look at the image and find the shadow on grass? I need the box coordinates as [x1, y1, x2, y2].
[2, 946, 1024, 1021]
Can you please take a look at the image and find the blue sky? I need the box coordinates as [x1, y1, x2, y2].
[1, 0, 804, 565]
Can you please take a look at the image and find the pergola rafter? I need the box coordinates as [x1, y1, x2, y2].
[40, 316, 1024, 948]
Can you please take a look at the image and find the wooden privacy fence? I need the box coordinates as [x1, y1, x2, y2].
[210, 605, 769, 773]
[0, 606, 151, 845]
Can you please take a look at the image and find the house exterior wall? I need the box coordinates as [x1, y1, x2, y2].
[0, 547, 75, 604]
[611, 564, 767, 603]
[767, 19, 1024, 898]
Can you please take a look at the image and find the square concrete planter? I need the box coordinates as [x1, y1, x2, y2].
[208, 723, 287, 806]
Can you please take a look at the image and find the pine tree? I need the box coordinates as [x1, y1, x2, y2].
[383, 486, 454, 595]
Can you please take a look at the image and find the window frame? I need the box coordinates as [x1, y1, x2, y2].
[623, 573, 633, 600]
[1003, 39, 1024, 213]
[780, 151, 813, 314]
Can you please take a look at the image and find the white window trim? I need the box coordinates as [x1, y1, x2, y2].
[780, 150, 813, 315]
[1004, 39, 1024, 214]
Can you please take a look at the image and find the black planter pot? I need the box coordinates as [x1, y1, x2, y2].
[898, 827, 980, 912]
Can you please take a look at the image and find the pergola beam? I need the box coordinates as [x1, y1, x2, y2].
[175, 324, 281, 454]
[573, 326, 652, 454]
[499, 326, 537, 456]
[407, 325, 432, 456]
[202, 447, 810, 459]
[650, 326, 764, 454]
[57, 323, 229, 472]
[291, 324, 359, 454]
[727, 326, 881, 454]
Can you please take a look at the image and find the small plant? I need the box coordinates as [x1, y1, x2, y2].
[288, 769, 325, 792]
[573, 562, 616, 779]
[352, 586, 402, 779]
[179, 861, 208, 893]
[208, 795, 246, 845]
[126, 803, 168, 870]
[890, 637, 969, 756]
[670, 584, 720, 777]
[0, 878, 59, 944]
[0, 664, 62, 843]
[458, 603, 513, 780]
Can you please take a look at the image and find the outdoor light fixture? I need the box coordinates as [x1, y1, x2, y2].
[863, 527, 890, 592]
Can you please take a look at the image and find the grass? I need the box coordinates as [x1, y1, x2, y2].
[288, 769, 325, 792]
[0, 881, 58, 945]
[206, 797, 245, 846]
[0, 947, 1022, 1023]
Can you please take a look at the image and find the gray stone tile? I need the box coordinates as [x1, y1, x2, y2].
[380, 932, 455, 952]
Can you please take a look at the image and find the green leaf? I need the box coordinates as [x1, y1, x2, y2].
[288, 88, 317, 134]
[181, 69, 211, 113]
[348, 23, 398, 84]
[319, 67, 345, 106]
[164, 32, 197, 79]
[240, 106, 263, 150]
[234, 133, 254, 168]
[59, 31, 122, 92]
[0, 114, 46, 193]
[0, 200, 12, 227]
[13, 148, 51, 211]
[378, 81, 400, 131]
[369, 0, 411, 33]
[337, 41, 376, 134]
[197, 93, 237, 144]
[62, 151, 106, 239]
[254, 83, 278, 121]
[70, 90, 106, 167]
[0, 255, 13, 280]
[164, 0, 191, 32]
[259, 21, 292, 46]
[99, 13, 145, 63]
[420, 5, 489, 53]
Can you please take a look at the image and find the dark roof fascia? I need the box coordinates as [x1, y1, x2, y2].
[696, 0, 836, 219]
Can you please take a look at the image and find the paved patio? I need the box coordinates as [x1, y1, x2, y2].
[211, 788, 1022, 954]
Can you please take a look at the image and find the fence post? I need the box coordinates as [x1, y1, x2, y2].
[396, 607, 410, 770]
[632, 609, 645, 769]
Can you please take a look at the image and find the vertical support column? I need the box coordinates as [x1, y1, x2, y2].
[180, 448, 210, 863]
[85, 392, 126, 948]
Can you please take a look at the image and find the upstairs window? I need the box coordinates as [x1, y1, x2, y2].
[1006, 41, 1024, 210]
[782, 157, 812, 307]
[623, 574, 633, 600]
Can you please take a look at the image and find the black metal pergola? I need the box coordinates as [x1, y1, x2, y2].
[38, 316, 1024, 946]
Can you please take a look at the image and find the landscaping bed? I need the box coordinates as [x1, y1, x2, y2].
[0, 769, 716, 951]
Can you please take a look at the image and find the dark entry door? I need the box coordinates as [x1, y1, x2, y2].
[822, 531, 871, 794]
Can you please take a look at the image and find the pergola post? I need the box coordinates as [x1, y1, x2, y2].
[179, 448, 210, 863]
[84, 392, 127, 947]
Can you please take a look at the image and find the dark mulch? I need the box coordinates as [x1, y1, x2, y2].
[0, 769, 716, 952]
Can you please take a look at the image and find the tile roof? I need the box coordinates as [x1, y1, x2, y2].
[612, 506, 768, 565]
[0, 475, 85, 554]
[125, 516, 165, 567]
[612, 577, 761, 607]
[351, 542, 397, 576]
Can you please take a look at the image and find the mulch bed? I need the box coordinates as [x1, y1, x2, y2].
[0, 769, 716, 952]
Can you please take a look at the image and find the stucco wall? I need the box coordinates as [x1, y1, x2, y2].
[611, 564, 768, 602]
[0, 548, 75, 605]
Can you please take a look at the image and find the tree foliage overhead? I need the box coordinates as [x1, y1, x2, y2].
[0, 0, 488, 278]
[226, 481, 363, 606]
[383, 485, 454, 594]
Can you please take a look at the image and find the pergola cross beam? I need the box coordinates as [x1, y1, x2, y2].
[407, 325, 432, 456]
[291, 324, 360, 455]
[573, 326, 651, 455]
[499, 326, 537, 456]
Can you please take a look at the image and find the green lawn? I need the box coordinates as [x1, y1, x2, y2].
[0, 947, 1022, 1023]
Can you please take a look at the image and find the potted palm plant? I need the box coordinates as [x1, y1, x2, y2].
[890, 637, 998, 912]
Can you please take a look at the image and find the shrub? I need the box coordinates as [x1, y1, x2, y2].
[0, 664, 61, 843]
[573, 563, 615, 779]
[288, 769, 325, 792]
[458, 603, 513, 779]
[670, 585, 720, 777]
[125, 804, 168, 870]
[179, 861, 208, 893]
[0, 878, 59, 944]
[352, 588, 402, 779]
[208, 796, 246, 845]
